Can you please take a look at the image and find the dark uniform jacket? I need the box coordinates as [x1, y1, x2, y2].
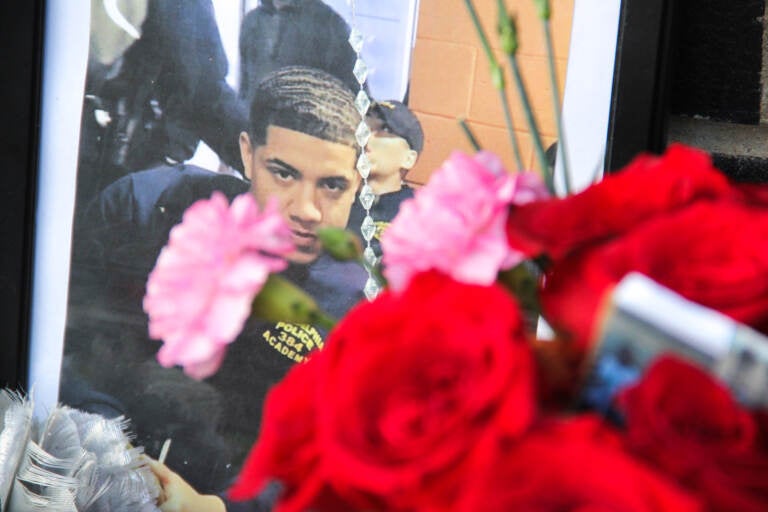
[347, 185, 415, 258]
[61, 165, 366, 493]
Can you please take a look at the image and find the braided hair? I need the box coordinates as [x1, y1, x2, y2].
[247, 66, 360, 155]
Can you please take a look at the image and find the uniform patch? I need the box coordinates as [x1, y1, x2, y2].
[262, 322, 324, 363]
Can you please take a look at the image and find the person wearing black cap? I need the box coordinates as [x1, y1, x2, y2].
[365, 100, 424, 194]
[347, 100, 424, 257]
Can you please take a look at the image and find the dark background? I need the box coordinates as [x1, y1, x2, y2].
[669, 0, 767, 181]
[669, 0, 764, 125]
[606, 0, 678, 172]
[607, 0, 768, 181]
[0, 0, 45, 389]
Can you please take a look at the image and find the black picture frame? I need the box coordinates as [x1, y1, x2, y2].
[605, 0, 678, 172]
[0, 0, 45, 389]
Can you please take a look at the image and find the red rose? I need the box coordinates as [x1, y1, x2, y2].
[313, 270, 536, 511]
[697, 455, 768, 512]
[506, 144, 732, 260]
[235, 271, 536, 511]
[619, 356, 756, 475]
[735, 182, 768, 207]
[460, 415, 702, 512]
[540, 202, 768, 349]
[618, 356, 768, 511]
[754, 409, 768, 451]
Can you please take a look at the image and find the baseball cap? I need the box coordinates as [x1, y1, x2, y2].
[369, 100, 424, 153]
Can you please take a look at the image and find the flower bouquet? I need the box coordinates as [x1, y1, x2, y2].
[217, 144, 768, 512]
[140, 1, 768, 510]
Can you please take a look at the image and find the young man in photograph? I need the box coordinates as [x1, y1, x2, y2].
[347, 99, 424, 257]
[62, 66, 366, 493]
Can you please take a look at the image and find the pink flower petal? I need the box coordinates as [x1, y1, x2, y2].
[144, 192, 294, 379]
[382, 151, 549, 291]
[183, 346, 227, 380]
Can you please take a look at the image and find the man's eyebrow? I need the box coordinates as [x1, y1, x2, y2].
[319, 176, 351, 186]
[267, 158, 354, 182]
[266, 158, 302, 175]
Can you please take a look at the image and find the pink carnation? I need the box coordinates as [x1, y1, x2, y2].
[382, 150, 549, 291]
[143, 192, 294, 379]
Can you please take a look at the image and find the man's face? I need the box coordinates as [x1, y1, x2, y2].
[240, 125, 359, 264]
[365, 115, 416, 190]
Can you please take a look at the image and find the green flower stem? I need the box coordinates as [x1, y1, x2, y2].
[463, 0, 498, 71]
[497, 261, 542, 333]
[497, 87, 525, 169]
[542, 18, 572, 194]
[463, 0, 524, 169]
[506, 53, 552, 191]
[458, 117, 482, 151]
[497, 0, 552, 192]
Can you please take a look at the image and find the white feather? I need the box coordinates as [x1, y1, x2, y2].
[0, 394, 161, 511]
[0, 390, 33, 512]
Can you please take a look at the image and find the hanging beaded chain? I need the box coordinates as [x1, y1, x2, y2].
[348, 0, 381, 300]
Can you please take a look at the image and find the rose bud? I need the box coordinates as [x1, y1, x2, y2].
[533, 0, 551, 20]
[317, 227, 363, 261]
[496, 2, 518, 56]
[251, 275, 336, 330]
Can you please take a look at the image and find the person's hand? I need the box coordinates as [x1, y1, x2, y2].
[148, 458, 226, 512]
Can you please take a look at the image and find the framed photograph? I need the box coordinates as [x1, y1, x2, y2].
[7, 0, 675, 496]
[23, 0, 423, 494]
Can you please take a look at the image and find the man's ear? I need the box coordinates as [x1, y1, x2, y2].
[402, 149, 418, 170]
[239, 132, 254, 180]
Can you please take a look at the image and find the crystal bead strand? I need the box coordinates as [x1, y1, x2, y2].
[348, 0, 381, 300]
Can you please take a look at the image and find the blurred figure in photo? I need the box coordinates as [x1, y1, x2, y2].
[347, 99, 424, 257]
[238, 0, 361, 106]
[78, 0, 247, 213]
